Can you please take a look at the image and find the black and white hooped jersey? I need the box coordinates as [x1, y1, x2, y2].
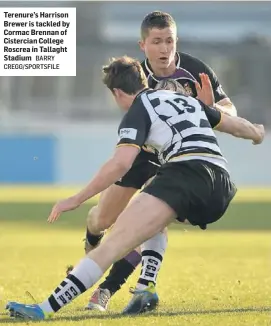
[117, 89, 228, 171]
[141, 52, 227, 103]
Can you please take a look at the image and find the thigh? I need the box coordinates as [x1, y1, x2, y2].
[88, 192, 176, 271]
[142, 163, 192, 222]
[93, 184, 138, 226]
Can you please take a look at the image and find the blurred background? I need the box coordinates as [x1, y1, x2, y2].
[0, 1, 270, 187]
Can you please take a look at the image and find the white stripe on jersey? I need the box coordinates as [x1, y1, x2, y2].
[141, 92, 158, 123]
[181, 127, 215, 138]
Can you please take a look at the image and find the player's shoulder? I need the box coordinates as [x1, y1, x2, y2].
[131, 88, 154, 108]
[178, 51, 211, 72]
[132, 89, 164, 112]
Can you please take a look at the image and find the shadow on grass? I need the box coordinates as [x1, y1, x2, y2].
[1, 202, 271, 231]
[1, 306, 270, 323]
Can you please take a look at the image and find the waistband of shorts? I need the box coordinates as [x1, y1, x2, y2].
[168, 155, 229, 173]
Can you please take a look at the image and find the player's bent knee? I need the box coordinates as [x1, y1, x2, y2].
[86, 206, 100, 233]
[86, 205, 114, 234]
[87, 205, 98, 220]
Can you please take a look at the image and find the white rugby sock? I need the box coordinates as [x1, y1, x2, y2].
[136, 232, 167, 290]
[39, 258, 103, 314]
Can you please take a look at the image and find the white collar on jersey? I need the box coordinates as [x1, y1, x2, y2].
[144, 52, 181, 76]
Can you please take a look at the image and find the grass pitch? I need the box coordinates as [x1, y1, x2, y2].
[0, 202, 270, 325]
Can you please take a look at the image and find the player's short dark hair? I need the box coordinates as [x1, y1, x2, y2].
[102, 56, 148, 95]
[141, 11, 177, 40]
[155, 79, 188, 96]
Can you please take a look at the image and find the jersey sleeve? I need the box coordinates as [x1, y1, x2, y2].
[202, 103, 223, 129]
[117, 97, 151, 149]
[201, 62, 228, 103]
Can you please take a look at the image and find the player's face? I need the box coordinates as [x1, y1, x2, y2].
[139, 27, 177, 71]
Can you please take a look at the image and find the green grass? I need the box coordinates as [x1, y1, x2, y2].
[0, 202, 270, 325]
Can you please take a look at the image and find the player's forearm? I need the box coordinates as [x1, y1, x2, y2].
[214, 102, 237, 117]
[73, 159, 129, 205]
[230, 116, 260, 141]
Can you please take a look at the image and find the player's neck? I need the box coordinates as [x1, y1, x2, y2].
[149, 61, 176, 77]
[124, 88, 149, 111]
[132, 88, 148, 102]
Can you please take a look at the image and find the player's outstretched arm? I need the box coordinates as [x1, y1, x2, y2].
[74, 145, 140, 203]
[215, 114, 265, 145]
[47, 146, 140, 223]
[204, 104, 264, 145]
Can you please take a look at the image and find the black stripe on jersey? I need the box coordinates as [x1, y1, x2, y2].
[162, 138, 220, 161]
[67, 274, 87, 293]
[169, 147, 222, 161]
[173, 120, 196, 133]
[150, 97, 160, 108]
[200, 119, 211, 128]
[163, 142, 180, 160]
[182, 134, 218, 145]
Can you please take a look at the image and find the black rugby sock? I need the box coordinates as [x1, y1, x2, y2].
[99, 250, 141, 295]
[85, 227, 104, 247]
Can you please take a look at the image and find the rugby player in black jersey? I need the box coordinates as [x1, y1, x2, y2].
[6, 56, 264, 321]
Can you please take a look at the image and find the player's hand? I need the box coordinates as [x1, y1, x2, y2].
[48, 196, 80, 223]
[195, 73, 215, 107]
[252, 124, 265, 145]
